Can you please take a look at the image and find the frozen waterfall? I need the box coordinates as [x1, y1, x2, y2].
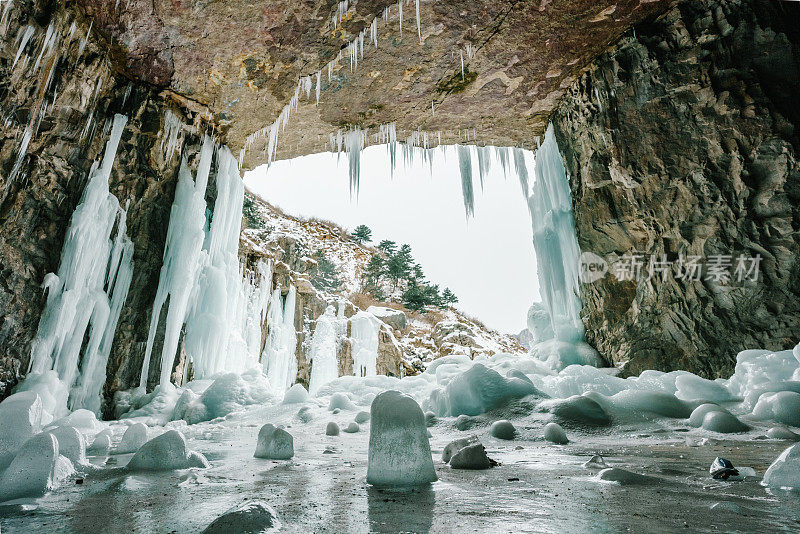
[262, 285, 298, 392]
[524, 125, 601, 369]
[24, 114, 134, 417]
[308, 306, 341, 395]
[350, 311, 380, 378]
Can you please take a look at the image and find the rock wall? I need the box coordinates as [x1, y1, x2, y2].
[552, 0, 800, 377]
[0, 1, 220, 412]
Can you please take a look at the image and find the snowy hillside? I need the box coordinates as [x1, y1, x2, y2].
[240, 191, 526, 373]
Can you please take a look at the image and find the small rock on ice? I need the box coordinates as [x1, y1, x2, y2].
[543, 423, 568, 444]
[116, 422, 149, 454]
[254, 424, 294, 460]
[126, 430, 209, 471]
[367, 390, 437, 487]
[202, 500, 281, 533]
[442, 435, 479, 463]
[490, 420, 516, 440]
[583, 454, 608, 470]
[343, 422, 360, 433]
[282, 384, 309, 404]
[326, 422, 340, 436]
[450, 443, 497, 470]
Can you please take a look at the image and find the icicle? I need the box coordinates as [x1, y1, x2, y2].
[25, 114, 133, 416]
[415, 0, 421, 43]
[431, 100, 434, 116]
[466, 43, 476, 59]
[33, 22, 56, 71]
[262, 284, 297, 392]
[496, 146, 510, 177]
[476, 146, 490, 190]
[460, 50, 464, 80]
[77, 20, 92, 59]
[398, 0, 403, 34]
[513, 146, 530, 197]
[457, 145, 474, 217]
[12, 25, 35, 69]
[315, 70, 321, 104]
[370, 18, 378, 47]
[343, 128, 366, 195]
[160, 110, 183, 162]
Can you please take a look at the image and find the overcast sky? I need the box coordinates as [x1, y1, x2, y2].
[244, 144, 539, 334]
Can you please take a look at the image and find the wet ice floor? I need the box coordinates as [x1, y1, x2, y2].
[2, 401, 799, 533]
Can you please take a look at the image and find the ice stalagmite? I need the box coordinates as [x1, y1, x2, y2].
[525, 125, 601, 369]
[25, 114, 133, 416]
[308, 306, 340, 395]
[262, 286, 298, 392]
[350, 311, 380, 377]
[139, 136, 214, 389]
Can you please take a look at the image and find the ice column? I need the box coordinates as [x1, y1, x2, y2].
[308, 306, 341, 395]
[350, 311, 380, 377]
[261, 285, 298, 392]
[26, 114, 134, 416]
[139, 136, 214, 389]
[525, 125, 601, 368]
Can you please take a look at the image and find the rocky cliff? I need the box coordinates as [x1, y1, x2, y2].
[552, 0, 800, 377]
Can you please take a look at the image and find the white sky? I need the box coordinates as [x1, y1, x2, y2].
[244, 144, 539, 334]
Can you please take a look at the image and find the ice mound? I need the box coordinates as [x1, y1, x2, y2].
[296, 406, 313, 423]
[326, 422, 340, 436]
[282, 384, 309, 404]
[688, 404, 726, 427]
[328, 392, 356, 411]
[355, 411, 371, 424]
[675, 374, 734, 403]
[608, 390, 692, 419]
[195, 369, 273, 421]
[490, 420, 516, 440]
[727, 348, 799, 397]
[543, 422, 569, 444]
[530, 339, 603, 370]
[46, 426, 87, 466]
[428, 364, 538, 417]
[424, 411, 437, 427]
[126, 430, 209, 471]
[343, 422, 360, 433]
[116, 422, 149, 453]
[46, 409, 105, 435]
[762, 443, 800, 490]
[88, 431, 112, 454]
[121, 383, 182, 426]
[767, 426, 800, 441]
[454, 414, 475, 431]
[0, 391, 45, 469]
[367, 390, 437, 487]
[545, 393, 611, 427]
[597, 467, 658, 485]
[14, 370, 66, 421]
[450, 443, 496, 470]
[0, 433, 75, 502]
[442, 436, 479, 463]
[254, 424, 294, 460]
[752, 391, 800, 427]
[202, 500, 281, 533]
[701, 411, 749, 433]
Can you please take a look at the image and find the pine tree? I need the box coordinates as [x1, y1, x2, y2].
[377, 240, 397, 256]
[402, 283, 427, 312]
[310, 250, 342, 292]
[351, 224, 372, 244]
[362, 254, 385, 298]
[386, 250, 411, 289]
[441, 288, 458, 306]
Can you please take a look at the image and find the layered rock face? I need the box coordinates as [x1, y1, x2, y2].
[552, 0, 800, 377]
[0, 2, 219, 408]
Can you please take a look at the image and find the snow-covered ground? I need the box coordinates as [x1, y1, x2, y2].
[3, 345, 800, 532]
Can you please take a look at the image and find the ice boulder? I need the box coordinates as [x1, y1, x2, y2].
[202, 500, 281, 533]
[454, 414, 475, 431]
[701, 411, 749, 433]
[424, 411, 437, 427]
[763, 443, 800, 490]
[530, 339, 603, 370]
[675, 374, 735, 403]
[199, 369, 273, 421]
[442, 436, 479, 463]
[254, 424, 294, 460]
[0, 433, 75, 502]
[116, 422, 149, 453]
[88, 431, 112, 455]
[450, 443, 496, 470]
[546, 393, 611, 427]
[597, 467, 658, 485]
[343, 422, 360, 433]
[355, 411, 371, 424]
[126, 430, 209, 471]
[752, 391, 800, 427]
[767, 426, 800, 441]
[367, 390, 437, 487]
[429, 364, 538, 417]
[0, 390, 45, 469]
[328, 392, 356, 411]
[326, 422, 340, 436]
[688, 404, 726, 427]
[46, 426, 87, 466]
[609, 390, 692, 419]
[490, 420, 516, 440]
[297, 406, 313, 423]
[282, 384, 309, 404]
[47, 409, 105, 435]
[544, 422, 569, 444]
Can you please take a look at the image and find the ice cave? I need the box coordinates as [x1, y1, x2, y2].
[1, 0, 799, 532]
